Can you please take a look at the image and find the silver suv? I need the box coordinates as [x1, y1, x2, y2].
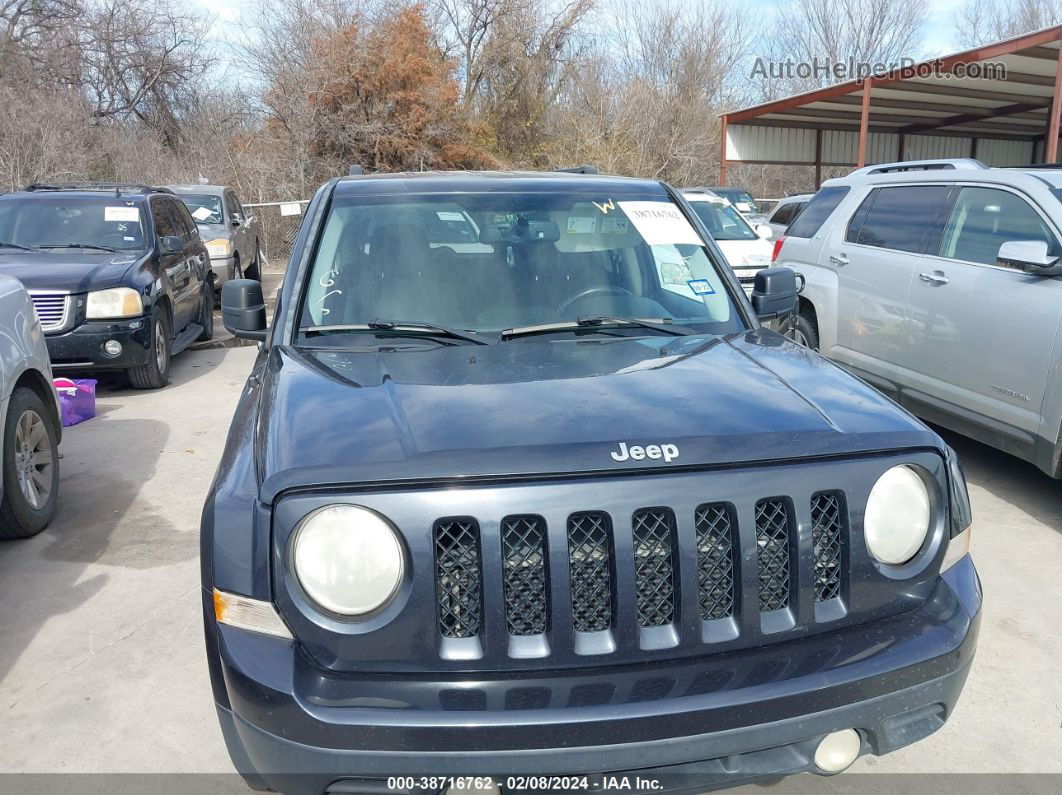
[775, 158, 1062, 478]
[0, 274, 61, 537]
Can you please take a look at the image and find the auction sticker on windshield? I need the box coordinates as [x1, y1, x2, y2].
[618, 201, 702, 246]
[105, 206, 140, 222]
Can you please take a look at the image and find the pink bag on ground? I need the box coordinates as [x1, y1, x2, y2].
[53, 378, 97, 427]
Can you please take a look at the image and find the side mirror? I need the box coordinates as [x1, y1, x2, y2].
[755, 224, 772, 240]
[159, 235, 183, 255]
[751, 267, 798, 320]
[222, 278, 267, 340]
[231, 213, 242, 227]
[997, 240, 1061, 275]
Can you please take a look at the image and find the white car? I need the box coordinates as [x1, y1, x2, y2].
[0, 274, 61, 538]
[764, 194, 813, 241]
[683, 191, 774, 293]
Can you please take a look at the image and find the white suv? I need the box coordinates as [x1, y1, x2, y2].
[775, 158, 1062, 478]
[1, 274, 61, 538]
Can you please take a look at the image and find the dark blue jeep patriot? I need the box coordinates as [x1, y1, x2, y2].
[0, 183, 214, 389]
[202, 171, 980, 794]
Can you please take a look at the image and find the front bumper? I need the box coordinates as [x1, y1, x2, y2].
[207, 556, 980, 793]
[210, 255, 235, 287]
[46, 316, 152, 370]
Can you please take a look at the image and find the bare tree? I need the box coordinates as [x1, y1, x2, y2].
[752, 0, 928, 97]
[955, 0, 1062, 47]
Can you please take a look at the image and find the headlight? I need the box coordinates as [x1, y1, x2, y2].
[864, 465, 932, 565]
[85, 287, 143, 319]
[205, 239, 232, 258]
[292, 505, 404, 616]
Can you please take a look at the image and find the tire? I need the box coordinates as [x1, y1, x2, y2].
[791, 310, 820, 351]
[245, 242, 261, 281]
[0, 387, 60, 539]
[128, 306, 171, 390]
[197, 281, 215, 342]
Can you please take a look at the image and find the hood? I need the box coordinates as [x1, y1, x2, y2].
[252, 330, 939, 501]
[715, 238, 773, 266]
[0, 251, 141, 292]
[197, 223, 230, 242]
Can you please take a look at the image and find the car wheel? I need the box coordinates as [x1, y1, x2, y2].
[198, 282, 215, 342]
[791, 311, 820, 350]
[128, 306, 171, 389]
[245, 243, 261, 281]
[0, 387, 60, 539]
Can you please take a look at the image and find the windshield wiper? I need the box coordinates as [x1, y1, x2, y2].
[303, 320, 490, 345]
[501, 316, 698, 340]
[0, 241, 34, 251]
[37, 243, 118, 252]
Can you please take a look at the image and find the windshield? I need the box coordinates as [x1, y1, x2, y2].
[179, 194, 224, 225]
[0, 196, 147, 251]
[714, 189, 759, 212]
[298, 191, 745, 339]
[686, 199, 758, 241]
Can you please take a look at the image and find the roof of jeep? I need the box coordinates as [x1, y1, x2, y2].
[332, 170, 668, 196]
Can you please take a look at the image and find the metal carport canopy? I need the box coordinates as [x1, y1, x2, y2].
[719, 24, 1062, 187]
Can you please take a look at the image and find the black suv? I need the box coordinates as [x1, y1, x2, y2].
[203, 171, 980, 793]
[0, 183, 214, 389]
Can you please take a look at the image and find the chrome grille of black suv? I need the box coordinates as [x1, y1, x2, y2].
[567, 512, 613, 632]
[694, 503, 737, 620]
[434, 518, 483, 638]
[501, 515, 548, 635]
[632, 508, 677, 627]
[754, 498, 793, 612]
[811, 492, 845, 602]
[429, 491, 851, 652]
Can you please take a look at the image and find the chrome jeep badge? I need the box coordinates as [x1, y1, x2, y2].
[610, 441, 679, 463]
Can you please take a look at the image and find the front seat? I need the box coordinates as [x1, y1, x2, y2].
[368, 223, 463, 324]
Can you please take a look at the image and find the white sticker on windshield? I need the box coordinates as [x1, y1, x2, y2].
[191, 206, 213, 221]
[105, 206, 139, 222]
[617, 201, 702, 246]
[566, 216, 596, 234]
[436, 211, 465, 222]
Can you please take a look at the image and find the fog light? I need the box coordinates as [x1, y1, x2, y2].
[103, 339, 123, 357]
[814, 729, 861, 773]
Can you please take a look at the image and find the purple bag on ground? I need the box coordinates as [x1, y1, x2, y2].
[53, 378, 97, 427]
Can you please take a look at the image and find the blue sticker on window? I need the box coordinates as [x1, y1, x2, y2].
[688, 279, 715, 295]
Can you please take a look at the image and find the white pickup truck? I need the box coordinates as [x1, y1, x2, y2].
[0, 274, 61, 538]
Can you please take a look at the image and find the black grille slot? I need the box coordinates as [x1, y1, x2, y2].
[567, 512, 613, 632]
[755, 498, 792, 612]
[694, 502, 736, 620]
[632, 508, 677, 627]
[811, 492, 845, 602]
[434, 518, 483, 638]
[501, 515, 548, 635]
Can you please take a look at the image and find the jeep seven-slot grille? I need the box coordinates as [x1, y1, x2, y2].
[811, 492, 845, 602]
[567, 512, 613, 632]
[434, 518, 483, 638]
[431, 493, 847, 650]
[755, 498, 793, 612]
[694, 503, 737, 620]
[632, 508, 677, 627]
[501, 516, 548, 635]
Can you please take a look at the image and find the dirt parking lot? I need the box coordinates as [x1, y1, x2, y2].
[0, 329, 1059, 789]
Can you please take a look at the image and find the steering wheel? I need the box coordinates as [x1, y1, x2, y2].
[557, 285, 636, 316]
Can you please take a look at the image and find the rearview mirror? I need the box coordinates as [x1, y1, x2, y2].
[997, 240, 1062, 275]
[751, 267, 798, 321]
[222, 278, 267, 341]
[159, 235, 182, 255]
[755, 224, 772, 239]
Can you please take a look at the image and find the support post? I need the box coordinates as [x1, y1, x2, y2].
[719, 115, 728, 185]
[1047, 46, 1062, 163]
[814, 129, 823, 188]
[856, 78, 872, 168]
